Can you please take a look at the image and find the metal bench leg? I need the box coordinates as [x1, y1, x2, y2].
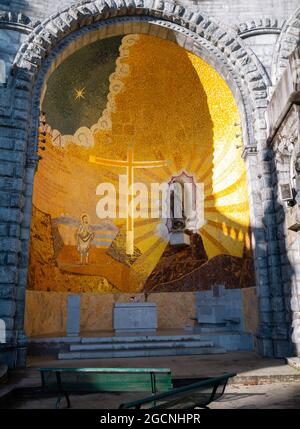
[55, 391, 71, 409]
[55, 371, 71, 409]
[150, 372, 157, 408]
[55, 394, 62, 409]
[64, 391, 71, 409]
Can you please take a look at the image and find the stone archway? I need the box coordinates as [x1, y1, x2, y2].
[4, 0, 280, 367]
[13, 1, 270, 145]
[271, 6, 300, 83]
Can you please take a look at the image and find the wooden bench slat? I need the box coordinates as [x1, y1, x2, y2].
[39, 367, 171, 373]
[38, 367, 173, 407]
[42, 372, 172, 393]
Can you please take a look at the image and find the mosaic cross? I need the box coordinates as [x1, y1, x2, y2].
[89, 147, 168, 255]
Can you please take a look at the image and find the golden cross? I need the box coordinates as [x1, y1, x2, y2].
[89, 147, 168, 255]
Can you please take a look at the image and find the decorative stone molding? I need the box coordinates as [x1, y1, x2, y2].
[269, 104, 300, 356]
[272, 106, 299, 203]
[241, 145, 258, 159]
[286, 204, 300, 232]
[235, 18, 284, 39]
[26, 154, 41, 170]
[0, 10, 40, 34]
[268, 46, 300, 142]
[271, 6, 300, 84]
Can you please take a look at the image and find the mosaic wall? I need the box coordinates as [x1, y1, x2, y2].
[28, 34, 255, 294]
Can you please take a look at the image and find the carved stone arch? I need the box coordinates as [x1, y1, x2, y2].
[0, 9, 40, 34]
[271, 6, 300, 84]
[12, 0, 270, 157]
[235, 18, 284, 39]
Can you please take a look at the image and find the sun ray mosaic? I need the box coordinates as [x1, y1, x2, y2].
[29, 34, 255, 294]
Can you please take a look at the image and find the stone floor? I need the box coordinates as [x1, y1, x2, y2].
[27, 351, 300, 383]
[210, 383, 300, 409]
[6, 383, 300, 409]
[1, 351, 300, 409]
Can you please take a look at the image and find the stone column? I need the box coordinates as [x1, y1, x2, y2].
[14, 156, 39, 367]
[287, 108, 300, 357]
[0, 53, 37, 366]
[264, 46, 300, 357]
[0, 129, 25, 367]
[288, 238, 300, 356]
[243, 146, 274, 355]
[269, 148, 293, 357]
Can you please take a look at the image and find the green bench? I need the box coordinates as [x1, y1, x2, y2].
[39, 367, 172, 408]
[119, 372, 236, 409]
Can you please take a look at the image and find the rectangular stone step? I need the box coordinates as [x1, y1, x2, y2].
[194, 326, 236, 333]
[80, 334, 206, 344]
[70, 340, 215, 352]
[58, 346, 226, 360]
[191, 332, 253, 351]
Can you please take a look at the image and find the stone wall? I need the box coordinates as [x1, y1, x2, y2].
[0, 0, 296, 82]
[0, 0, 298, 23]
[0, 0, 299, 367]
[266, 47, 300, 356]
[24, 290, 198, 336]
[24, 288, 258, 337]
[179, 1, 298, 25]
[24, 290, 67, 336]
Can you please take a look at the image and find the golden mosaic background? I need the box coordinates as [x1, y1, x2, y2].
[29, 34, 253, 294]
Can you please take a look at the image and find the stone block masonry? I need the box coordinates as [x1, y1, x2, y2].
[0, 0, 299, 367]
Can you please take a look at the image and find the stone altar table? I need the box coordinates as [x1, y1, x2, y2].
[113, 302, 157, 334]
